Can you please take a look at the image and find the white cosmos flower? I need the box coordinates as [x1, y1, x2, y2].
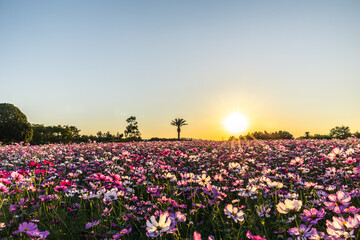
[267, 181, 283, 189]
[196, 174, 211, 186]
[104, 190, 118, 201]
[146, 213, 172, 237]
[238, 185, 258, 197]
[276, 199, 302, 214]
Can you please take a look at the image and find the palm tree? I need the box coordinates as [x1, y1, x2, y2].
[171, 118, 188, 140]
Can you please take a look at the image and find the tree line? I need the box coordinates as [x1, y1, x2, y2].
[238, 130, 294, 140]
[236, 126, 360, 141]
[0, 103, 189, 144]
[1, 103, 358, 144]
[0, 103, 141, 144]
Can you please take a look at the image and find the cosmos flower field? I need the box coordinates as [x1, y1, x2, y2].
[0, 139, 359, 239]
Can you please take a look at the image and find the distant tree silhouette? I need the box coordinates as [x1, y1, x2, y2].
[31, 124, 80, 144]
[329, 126, 351, 139]
[276, 130, 293, 139]
[171, 118, 188, 140]
[240, 130, 293, 140]
[305, 132, 310, 139]
[124, 116, 141, 140]
[0, 103, 33, 143]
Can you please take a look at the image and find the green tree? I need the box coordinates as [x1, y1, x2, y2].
[171, 118, 188, 140]
[304, 131, 310, 139]
[124, 116, 141, 140]
[0, 103, 33, 143]
[31, 124, 81, 144]
[276, 130, 293, 139]
[329, 125, 351, 139]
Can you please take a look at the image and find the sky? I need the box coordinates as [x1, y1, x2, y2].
[1, 0, 359, 140]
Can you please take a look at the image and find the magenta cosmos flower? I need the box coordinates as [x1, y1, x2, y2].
[300, 208, 326, 225]
[194, 231, 201, 240]
[323, 191, 351, 213]
[246, 230, 266, 240]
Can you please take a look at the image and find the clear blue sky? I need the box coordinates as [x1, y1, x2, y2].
[1, 1, 359, 139]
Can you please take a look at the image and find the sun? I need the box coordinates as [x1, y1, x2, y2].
[223, 113, 249, 135]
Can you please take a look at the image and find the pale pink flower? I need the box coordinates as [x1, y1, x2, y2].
[323, 191, 351, 213]
[11, 171, 25, 183]
[326, 215, 359, 239]
[224, 204, 245, 223]
[276, 199, 302, 214]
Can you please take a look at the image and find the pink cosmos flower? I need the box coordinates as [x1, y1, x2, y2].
[300, 208, 326, 225]
[194, 231, 202, 240]
[246, 230, 266, 240]
[256, 205, 271, 218]
[224, 204, 245, 223]
[19, 222, 38, 233]
[170, 212, 186, 225]
[328, 147, 343, 161]
[288, 224, 315, 239]
[308, 229, 325, 240]
[192, 232, 215, 240]
[289, 157, 304, 166]
[112, 228, 132, 239]
[0, 183, 9, 193]
[343, 206, 360, 214]
[343, 157, 356, 164]
[85, 220, 100, 229]
[323, 191, 351, 213]
[326, 215, 359, 239]
[11, 171, 25, 183]
[17, 222, 49, 238]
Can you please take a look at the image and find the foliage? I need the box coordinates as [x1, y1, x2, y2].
[329, 125, 351, 139]
[148, 137, 189, 142]
[312, 134, 332, 139]
[0, 140, 359, 239]
[31, 124, 81, 144]
[171, 118, 188, 140]
[124, 116, 141, 140]
[0, 103, 33, 143]
[240, 130, 293, 140]
[304, 131, 310, 139]
[31, 125, 125, 144]
[94, 131, 124, 142]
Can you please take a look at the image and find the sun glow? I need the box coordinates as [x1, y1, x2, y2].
[223, 113, 249, 135]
